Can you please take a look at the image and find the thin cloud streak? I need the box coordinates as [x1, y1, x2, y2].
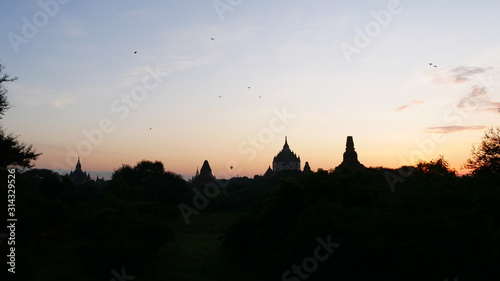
[9, 84, 74, 109]
[431, 66, 494, 85]
[425, 125, 487, 134]
[450, 66, 492, 83]
[396, 100, 423, 112]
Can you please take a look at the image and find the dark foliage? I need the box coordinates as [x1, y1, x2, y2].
[0, 63, 40, 169]
[221, 161, 500, 281]
[7, 154, 500, 280]
[465, 126, 500, 175]
[6, 161, 187, 280]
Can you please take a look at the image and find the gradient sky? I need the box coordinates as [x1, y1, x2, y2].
[1, 0, 499, 179]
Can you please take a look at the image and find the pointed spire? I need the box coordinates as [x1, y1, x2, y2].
[336, 136, 365, 171]
[283, 136, 289, 149]
[346, 136, 355, 151]
[200, 160, 212, 174]
[303, 161, 311, 173]
[192, 160, 216, 186]
[264, 165, 275, 178]
[75, 157, 82, 171]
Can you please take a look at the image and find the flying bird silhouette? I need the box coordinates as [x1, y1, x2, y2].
[429, 63, 432, 65]
[210, 37, 215, 40]
[134, 51, 137, 54]
[248, 86, 251, 89]
[218, 95, 221, 98]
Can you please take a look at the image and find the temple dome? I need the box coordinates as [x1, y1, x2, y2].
[272, 137, 301, 172]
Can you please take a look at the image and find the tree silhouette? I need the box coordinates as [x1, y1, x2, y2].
[0, 63, 16, 117]
[0, 62, 40, 169]
[414, 155, 457, 177]
[464, 126, 500, 175]
[110, 160, 189, 204]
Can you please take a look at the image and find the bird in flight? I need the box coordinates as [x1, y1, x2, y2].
[134, 51, 137, 54]
[258, 96, 262, 98]
[210, 37, 215, 41]
[434, 65, 437, 67]
[248, 86, 251, 89]
[429, 63, 432, 65]
[218, 95, 222, 98]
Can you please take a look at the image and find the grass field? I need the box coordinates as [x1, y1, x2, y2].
[144, 211, 258, 281]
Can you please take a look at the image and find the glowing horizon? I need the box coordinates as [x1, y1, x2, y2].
[1, 1, 499, 180]
[31, 132, 482, 180]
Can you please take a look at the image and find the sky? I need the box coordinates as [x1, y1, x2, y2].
[1, 0, 499, 179]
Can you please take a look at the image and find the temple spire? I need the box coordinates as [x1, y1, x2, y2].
[192, 160, 216, 186]
[335, 136, 365, 171]
[75, 157, 82, 171]
[346, 136, 355, 151]
[303, 162, 311, 173]
[68, 157, 91, 184]
[273, 136, 300, 172]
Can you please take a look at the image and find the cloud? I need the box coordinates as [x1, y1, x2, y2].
[425, 125, 487, 134]
[52, 96, 75, 108]
[450, 66, 491, 83]
[430, 66, 500, 113]
[431, 66, 495, 85]
[9, 83, 78, 109]
[75, 65, 169, 98]
[456, 85, 500, 113]
[58, 16, 89, 39]
[10, 84, 68, 107]
[396, 100, 423, 112]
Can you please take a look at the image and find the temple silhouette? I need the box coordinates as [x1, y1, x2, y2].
[191, 160, 216, 186]
[68, 157, 92, 184]
[68, 157, 106, 185]
[335, 136, 365, 171]
[273, 136, 300, 172]
[263, 137, 312, 177]
[272, 136, 301, 172]
[67, 136, 365, 186]
[303, 161, 312, 173]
